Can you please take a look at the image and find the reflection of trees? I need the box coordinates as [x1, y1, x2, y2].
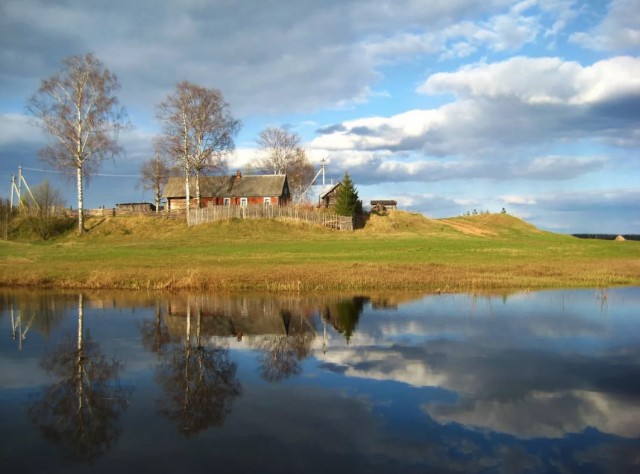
[28, 294, 129, 461]
[140, 301, 170, 353]
[325, 297, 367, 343]
[2, 292, 71, 349]
[253, 309, 315, 382]
[155, 305, 241, 437]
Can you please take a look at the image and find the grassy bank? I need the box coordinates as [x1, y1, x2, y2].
[1, 211, 638, 292]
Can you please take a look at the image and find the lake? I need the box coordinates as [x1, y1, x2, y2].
[1, 288, 639, 473]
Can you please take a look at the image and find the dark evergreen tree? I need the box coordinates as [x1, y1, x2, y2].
[334, 172, 359, 216]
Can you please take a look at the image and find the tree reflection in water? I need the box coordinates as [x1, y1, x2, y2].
[155, 304, 242, 437]
[28, 294, 130, 461]
[253, 309, 315, 382]
[140, 301, 170, 354]
[325, 297, 366, 343]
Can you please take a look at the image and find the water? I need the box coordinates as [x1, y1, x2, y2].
[1, 289, 639, 473]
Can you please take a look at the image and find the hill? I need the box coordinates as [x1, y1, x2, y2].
[0, 211, 638, 292]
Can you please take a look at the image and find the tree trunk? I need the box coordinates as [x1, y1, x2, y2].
[195, 172, 201, 209]
[77, 165, 84, 234]
[184, 168, 191, 224]
[155, 182, 160, 214]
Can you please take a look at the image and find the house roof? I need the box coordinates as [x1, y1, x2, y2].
[227, 174, 288, 197]
[162, 176, 232, 198]
[319, 182, 341, 199]
[162, 174, 288, 198]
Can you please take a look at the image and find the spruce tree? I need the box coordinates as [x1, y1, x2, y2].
[334, 172, 359, 216]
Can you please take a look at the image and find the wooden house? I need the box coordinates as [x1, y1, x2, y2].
[318, 182, 342, 208]
[162, 171, 291, 211]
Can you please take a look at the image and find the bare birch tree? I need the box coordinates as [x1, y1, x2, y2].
[138, 139, 171, 213]
[27, 53, 128, 234]
[256, 127, 300, 174]
[256, 127, 315, 201]
[288, 147, 316, 202]
[156, 82, 240, 214]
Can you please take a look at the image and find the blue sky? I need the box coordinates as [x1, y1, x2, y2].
[1, 0, 638, 233]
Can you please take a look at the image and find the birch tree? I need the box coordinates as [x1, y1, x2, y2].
[156, 82, 240, 214]
[256, 127, 300, 175]
[138, 139, 171, 213]
[27, 53, 128, 234]
[256, 127, 314, 201]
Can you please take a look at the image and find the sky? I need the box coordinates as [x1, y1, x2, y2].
[1, 0, 639, 233]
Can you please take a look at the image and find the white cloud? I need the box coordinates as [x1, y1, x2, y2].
[420, 56, 640, 106]
[570, 0, 640, 51]
[424, 389, 640, 439]
[502, 195, 537, 205]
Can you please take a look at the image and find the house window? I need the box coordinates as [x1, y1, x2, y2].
[263, 197, 271, 206]
[223, 198, 230, 206]
[240, 197, 248, 207]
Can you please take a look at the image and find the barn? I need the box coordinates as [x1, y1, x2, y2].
[162, 171, 291, 211]
[318, 182, 342, 208]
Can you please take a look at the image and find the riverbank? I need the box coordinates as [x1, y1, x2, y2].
[1, 212, 638, 291]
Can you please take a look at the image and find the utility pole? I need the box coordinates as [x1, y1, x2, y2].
[17, 166, 22, 205]
[10, 174, 16, 208]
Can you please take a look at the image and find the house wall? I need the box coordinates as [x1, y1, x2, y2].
[168, 195, 289, 210]
[321, 193, 338, 208]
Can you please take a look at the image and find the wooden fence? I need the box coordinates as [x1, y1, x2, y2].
[188, 205, 354, 231]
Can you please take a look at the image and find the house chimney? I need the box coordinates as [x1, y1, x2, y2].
[236, 170, 242, 179]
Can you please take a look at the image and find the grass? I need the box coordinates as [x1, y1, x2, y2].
[0, 211, 638, 292]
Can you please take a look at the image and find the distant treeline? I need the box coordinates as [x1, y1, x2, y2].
[572, 234, 640, 241]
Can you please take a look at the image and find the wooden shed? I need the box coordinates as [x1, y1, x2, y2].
[318, 182, 342, 208]
[370, 200, 397, 211]
[115, 202, 156, 213]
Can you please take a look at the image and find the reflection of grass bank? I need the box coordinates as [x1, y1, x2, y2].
[0, 212, 638, 291]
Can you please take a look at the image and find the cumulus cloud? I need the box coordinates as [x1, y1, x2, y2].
[311, 56, 640, 176]
[570, 0, 640, 51]
[319, 340, 640, 439]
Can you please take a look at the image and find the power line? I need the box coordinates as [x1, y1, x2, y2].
[20, 166, 140, 178]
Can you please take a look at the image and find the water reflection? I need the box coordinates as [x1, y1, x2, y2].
[27, 294, 130, 461]
[1, 289, 639, 473]
[251, 309, 316, 382]
[155, 299, 241, 436]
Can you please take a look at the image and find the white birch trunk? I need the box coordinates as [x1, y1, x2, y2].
[195, 172, 201, 209]
[77, 165, 84, 234]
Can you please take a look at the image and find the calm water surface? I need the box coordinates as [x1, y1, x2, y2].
[1, 288, 639, 473]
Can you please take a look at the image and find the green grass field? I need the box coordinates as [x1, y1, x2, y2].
[1, 211, 638, 292]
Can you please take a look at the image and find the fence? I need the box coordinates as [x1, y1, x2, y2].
[188, 205, 354, 231]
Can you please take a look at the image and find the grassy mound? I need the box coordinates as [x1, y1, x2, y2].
[1, 211, 638, 291]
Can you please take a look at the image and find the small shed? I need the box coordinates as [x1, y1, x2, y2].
[370, 200, 397, 211]
[116, 202, 156, 213]
[319, 182, 342, 208]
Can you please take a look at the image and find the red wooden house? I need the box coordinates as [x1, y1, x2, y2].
[162, 171, 291, 211]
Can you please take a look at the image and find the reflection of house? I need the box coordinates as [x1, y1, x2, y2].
[162, 171, 291, 211]
[164, 298, 317, 340]
[318, 182, 341, 208]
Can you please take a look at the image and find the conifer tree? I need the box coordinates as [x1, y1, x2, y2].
[334, 172, 359, 216]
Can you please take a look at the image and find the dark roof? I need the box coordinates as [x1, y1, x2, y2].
[162, 174, 288, 198]
[227, 175, 288, 197]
